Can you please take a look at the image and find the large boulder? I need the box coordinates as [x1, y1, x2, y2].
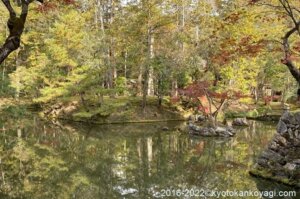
[250, 111, 300, 187]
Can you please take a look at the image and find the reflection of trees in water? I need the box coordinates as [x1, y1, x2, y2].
[0, 119, 296, 198]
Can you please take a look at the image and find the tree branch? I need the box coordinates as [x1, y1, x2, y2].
[0, 0, 43, 65]
[281, 20, 300, 84]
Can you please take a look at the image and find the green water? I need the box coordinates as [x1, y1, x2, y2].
[0, 116, 298, 199]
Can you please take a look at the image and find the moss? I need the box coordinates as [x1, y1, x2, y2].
[246, 109, 259, 117]
[225, 111, 247, 118]
[250, 168, 299, 187]
[72, 112, 93, 120]
[63, 96, 188, 124]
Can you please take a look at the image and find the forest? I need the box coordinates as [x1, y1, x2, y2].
[0, 0, 300, 198]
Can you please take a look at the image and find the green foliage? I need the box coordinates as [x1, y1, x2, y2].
[115, 77, 127, 95]
[220, 57, 260, 94]
[177, 72, 192, 88]
[0, 0, 299, 108]
[1, 105, 28, 118]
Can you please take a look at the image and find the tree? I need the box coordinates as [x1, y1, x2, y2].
[0, 0, 43, 65]
[178, 81, 246, 126]
[250, 0, 300, 98]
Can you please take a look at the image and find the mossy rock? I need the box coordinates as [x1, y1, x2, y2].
[246, 109, 259, 117]
[250, 167, 300, 187]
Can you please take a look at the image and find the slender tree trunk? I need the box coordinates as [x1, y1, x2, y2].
[95, 0, 105, 34]
[109, 0, 117, 88]
[142, 68, 148, 110]
[147, 33, 154, 96]
[172, 80, 178, 97]
[195, 25, 199, 46]
[137, 65, 143, 96]
[80, 92, 89, 111]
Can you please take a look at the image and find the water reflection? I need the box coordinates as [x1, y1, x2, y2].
[0, 117, 298, 198]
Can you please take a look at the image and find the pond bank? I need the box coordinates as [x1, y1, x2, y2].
[1, 98, 299, 125]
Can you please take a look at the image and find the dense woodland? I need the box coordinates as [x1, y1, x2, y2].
[0, 0, 300, 111]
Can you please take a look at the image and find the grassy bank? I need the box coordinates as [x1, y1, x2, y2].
[41, 96, 191, 124]
[225, 102, 300, 121]
[1, 97, 300, 124]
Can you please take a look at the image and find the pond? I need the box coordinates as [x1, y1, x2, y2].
[0, 116, 299, 199]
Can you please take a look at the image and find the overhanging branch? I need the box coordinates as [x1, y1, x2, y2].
[0, 0, 43, 65]
[281, 20, 300, 84]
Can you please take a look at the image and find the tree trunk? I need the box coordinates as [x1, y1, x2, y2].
[147, 33, 154, 96]
[281, 22, 300, 98]
[0, 0, 42, 65]
[109, 0, 117, 90]
[80, 92, 89, 111]
[172, 80, 178, 97]
[137, 65, 143, 96]
[95, 0, 105, 34]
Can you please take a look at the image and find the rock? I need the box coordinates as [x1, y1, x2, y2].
[277, 120, 288, 134]
[188, 123, 235, 137]
[288, 128, 294, 139]
[281, 112, 295, 124]
[232, 118, 249, 126]
[252, 111, 300, 187]
[273, 134, 287, 147]
[196, 115, 206, 122]
[162, 127, 169, 131]
[295, 112, 300, 124]
[257, 158, 269, 168]
[215, 127, 234, 137]
[261, 150, 283, 162]
[292, 159, 300, 165]
[189, 114, 206, 122]
[284, 163, 297, 171]
[189, 123, 201, 132]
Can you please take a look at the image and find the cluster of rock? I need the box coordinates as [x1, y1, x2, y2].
[189, 122, 235, 137]
[250, 112, 300, 187]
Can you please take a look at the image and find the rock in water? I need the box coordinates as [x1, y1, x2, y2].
[232, 118, 249, 126]
[188, 123, 235, 137]
[162, 127, 169, 131]
[250, 112, 300, 187]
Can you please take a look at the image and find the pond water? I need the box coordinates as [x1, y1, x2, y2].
[0, 116, 299, 199]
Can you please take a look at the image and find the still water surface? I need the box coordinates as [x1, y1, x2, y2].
[0, 117, 299, 199]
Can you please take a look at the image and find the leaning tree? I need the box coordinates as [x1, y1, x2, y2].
[0, 0, 43, 65]
[251, 0, 300, 98]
